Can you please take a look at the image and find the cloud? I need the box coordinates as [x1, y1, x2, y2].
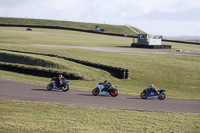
[0, 0, 199, 36]
[136, 8, 200, 21]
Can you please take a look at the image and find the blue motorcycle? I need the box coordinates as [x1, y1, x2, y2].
[140, 88, 166, 100]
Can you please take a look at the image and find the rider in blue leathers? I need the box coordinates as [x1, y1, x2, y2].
[146, 84, 160, 94]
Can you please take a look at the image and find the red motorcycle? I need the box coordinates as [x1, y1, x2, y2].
[47, 77, 70, 92]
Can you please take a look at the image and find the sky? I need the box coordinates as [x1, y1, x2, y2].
[0, 0, 200, 36]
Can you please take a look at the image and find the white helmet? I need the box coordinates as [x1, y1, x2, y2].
[150, 84, 154, 88]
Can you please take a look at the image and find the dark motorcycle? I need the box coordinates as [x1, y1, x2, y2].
[47, 77, 70, 92]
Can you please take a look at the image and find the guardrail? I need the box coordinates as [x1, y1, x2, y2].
[162, 39, 200, 45]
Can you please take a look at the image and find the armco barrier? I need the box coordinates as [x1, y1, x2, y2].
[162, 39, 200, 45]
[0, 63, 83, 80]
[0, 49, 129, 79]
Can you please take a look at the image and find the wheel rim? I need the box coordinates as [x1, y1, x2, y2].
[62, 84, 69, 91]
[111, 89, 118, 96]
[92, 88, 99, 95]
[47, 84, 53, 90]
[63, 85, 68, 90]
[159, 93, 165, 100]
[141, 92, 148, 99]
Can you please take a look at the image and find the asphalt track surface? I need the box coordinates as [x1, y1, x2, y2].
[1, 79, 200, 113]
[33, 44, 200, 56]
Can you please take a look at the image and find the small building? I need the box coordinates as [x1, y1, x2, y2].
[131, 34, 172, 49]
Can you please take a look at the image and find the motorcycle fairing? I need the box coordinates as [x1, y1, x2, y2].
[96, 84, 110, 95]
[143, 89, 165, 99]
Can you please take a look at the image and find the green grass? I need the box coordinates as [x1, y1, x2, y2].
[0, 51, 112, 81]
[0, 99, 199, 133]
[0, 17, 146, 35]
[0, 19, 200, 133]
[0, 51, 66, 69]
[0, 27, 133, 47]
[0, 27, 200, 99]
[163, 41, 200, 52]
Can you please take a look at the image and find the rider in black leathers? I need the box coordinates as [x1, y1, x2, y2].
[102, 80, 112, 92]
[57, 74, 66, 87]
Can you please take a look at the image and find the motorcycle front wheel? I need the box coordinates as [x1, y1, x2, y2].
[47, 83, 53, 90]
[158, 93, 165, 100]
[110, 89, 118, 97]
[62, 84, 69, 92]
[92, 88, 99, 96]
[140, 92, 148, 99]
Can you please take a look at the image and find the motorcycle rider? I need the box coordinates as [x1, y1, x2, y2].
[102, 80, 112, 92]
[57, 74, 66, 87]
[147, 84, 160, 94]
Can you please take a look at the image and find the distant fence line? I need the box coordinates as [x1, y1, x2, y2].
[0, 49, 129, 79]
[162, 39, 200, 45]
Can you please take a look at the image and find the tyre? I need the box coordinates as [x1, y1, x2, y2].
[158, 93, 165, 100]
[92, 88, 99, 96]
[62, 84, 69, 92]
[47, 83, 53, 90]
[110, 89, 119, 97]
[140, 92, 148, 99]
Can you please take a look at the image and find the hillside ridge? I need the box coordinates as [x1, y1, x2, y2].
[0, 17, 146, 35]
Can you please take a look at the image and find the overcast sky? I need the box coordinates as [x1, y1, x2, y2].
[0, 0, 200, 36]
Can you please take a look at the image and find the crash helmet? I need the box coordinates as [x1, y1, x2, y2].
[150, 84, 154, 88]
[58, 74, 63, 78]
[104, 80, 108, 84]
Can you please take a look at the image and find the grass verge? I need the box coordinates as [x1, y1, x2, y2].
[0, 99, 199, 133]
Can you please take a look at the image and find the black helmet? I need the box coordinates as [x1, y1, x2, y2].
[104, 80, 108, 83]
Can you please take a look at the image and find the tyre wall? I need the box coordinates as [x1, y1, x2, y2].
[0, 49, 129, 79]
[0, 63, 83, 80]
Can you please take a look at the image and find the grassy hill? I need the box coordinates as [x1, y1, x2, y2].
[0, 17, 145, 35]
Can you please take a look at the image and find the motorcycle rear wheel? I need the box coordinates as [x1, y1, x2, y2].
[110, 89, 118, 97]
[47, 83, 53, 90]
[158, 93, 165, 100]
[62, 84, 69, 92]
[140, 92, 148, 99]
[92, 88, 99, 96]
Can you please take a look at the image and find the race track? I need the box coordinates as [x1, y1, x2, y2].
[33, 44, 200, 56]
[0, 79, 199, 113]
